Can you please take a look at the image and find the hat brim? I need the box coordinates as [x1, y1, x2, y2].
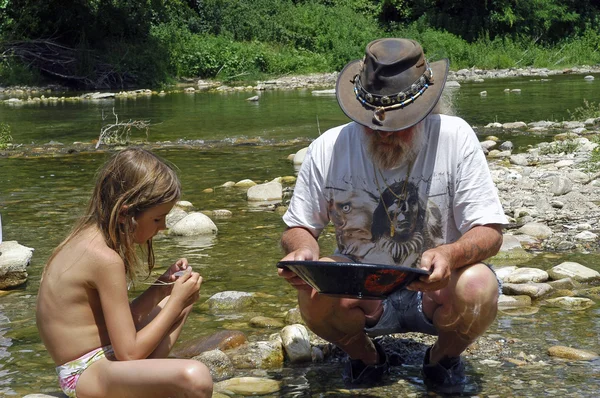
[336, 58, 449, 132]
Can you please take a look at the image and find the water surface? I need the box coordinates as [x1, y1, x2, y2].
[0, 73, 599, 396]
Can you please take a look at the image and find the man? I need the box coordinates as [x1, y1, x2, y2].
[278, 38, 508, 394]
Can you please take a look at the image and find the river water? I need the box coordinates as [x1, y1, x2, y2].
[0, 74, 599, 396]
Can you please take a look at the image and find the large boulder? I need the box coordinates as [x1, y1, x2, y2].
[169, 212, 217, 236]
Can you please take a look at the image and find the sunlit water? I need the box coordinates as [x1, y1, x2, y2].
[0, 73, 599, 396]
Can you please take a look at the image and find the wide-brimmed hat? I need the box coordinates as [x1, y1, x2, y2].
[336, 38, 448, 132]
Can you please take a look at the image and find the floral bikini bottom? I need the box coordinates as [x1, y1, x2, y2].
[55, 345, 114, 398]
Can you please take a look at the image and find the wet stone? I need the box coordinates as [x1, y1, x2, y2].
[215, 377, 282, 396]
[171, 330, 247, 358]
[249, 316, 285, 328]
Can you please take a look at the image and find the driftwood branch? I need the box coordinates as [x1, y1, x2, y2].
[1, 39, 136, 88]
[96, 108, 150, 148]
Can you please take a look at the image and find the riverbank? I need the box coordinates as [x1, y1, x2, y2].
[2, 65, 600, 100]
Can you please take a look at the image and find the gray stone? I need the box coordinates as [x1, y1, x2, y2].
[548, 345, 599, 361]
[169, 212, 218, 236]
[215, 377, 282, 396]
[548, 262, 600, 283]
[502, 282, 553, 299]
[247, 181, 283, 202]
[280, 324, 312, 363]
[228, 341, 284, 369]
[504, 267, 549, 283]
[234, 179, 256, 187]
[517, 222, 553, 239]
[193, 349, 235, 381]
[293, 147, 308, 165]
[544, 296, 595, 310]
[550, 176, 573, 196]
[498, 294, 532, 308]
[205, 291, 257, 311]
[0, 241, 33, 289]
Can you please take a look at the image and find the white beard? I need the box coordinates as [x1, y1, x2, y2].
[365, 122, 424, 170]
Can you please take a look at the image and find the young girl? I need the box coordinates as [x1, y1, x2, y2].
[36, 148, 213, 398]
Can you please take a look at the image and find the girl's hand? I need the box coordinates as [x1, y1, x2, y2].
[161, 258, 189, 283]
[170, 271, 202, 309]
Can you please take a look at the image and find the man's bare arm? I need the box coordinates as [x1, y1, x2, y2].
[280, 227, 320, 259]
[442, 224, 503, 270]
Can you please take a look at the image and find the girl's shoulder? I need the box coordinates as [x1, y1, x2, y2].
[56, 227, 124, 271]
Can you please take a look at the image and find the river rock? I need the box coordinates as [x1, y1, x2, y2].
[247, 181, 283, 202]
[544, 296, 595, 310]
[293, 147, 308, 165]
[499, 306, 539, 316]
[227, 341, 284, 369]
[193, 349, 235, 381]
[498, 294, 532, 308]
[249, 316, 285, 328]
[502, 282, 553, 299]
[280, 324, 312, 363]
[175, 200, 195, 211]
[547, 346, 599, 361]
[172, 330, 248, 358]
[234, 179, 256, 187]
[209, 209, 233, 218]
[168, 212, 217, 236]
[494, 266, 518, 282]
[550, 176, 572, 196]
[574, 231, 598, 241]
[215, 377, 282, 396]
[284, 307, 304, 325]
[205, 291, 257, 311]
[504, 267, 549, 283]
[547, 262, 600, 283]
[0, 241, 33, 289]
[502, 122, 526, 129]
[547, 277, 578, 290]
[516, 222, 553, 239]
[166, 207, 188, 228]
[509, 154, 529, 166]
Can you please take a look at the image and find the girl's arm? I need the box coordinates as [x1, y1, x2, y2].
[94, 251, 199, 360]
[130, 258, 189, 326]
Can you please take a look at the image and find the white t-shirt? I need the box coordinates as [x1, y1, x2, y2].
[283, 114, 508, 267]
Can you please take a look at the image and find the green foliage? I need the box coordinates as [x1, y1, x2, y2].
[538, 140, 579, 156]
[0, 57, 44, 86]
[587, 135, 600, 172]
[2, 0, 600, 86]
[567, 100, 600, 121]
[0, 123, 13, 149]
[150, 24, 329, 80]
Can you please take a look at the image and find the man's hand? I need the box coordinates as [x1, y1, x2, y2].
[278, 248, 315, 291]
[408, 245, 454, 292]
[407, 224, 503, 292]
[279, 227, 321, 292]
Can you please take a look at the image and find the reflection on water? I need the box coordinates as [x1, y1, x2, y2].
[0, 74, 599, 395]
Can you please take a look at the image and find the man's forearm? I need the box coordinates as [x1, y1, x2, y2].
[443, 224, 503, 270]
[281, 227, 320, 257]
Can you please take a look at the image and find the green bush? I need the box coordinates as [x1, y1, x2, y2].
[0, 57, 44, 86]
[0, 123, 13, 149]
[567, 99, 600, 121]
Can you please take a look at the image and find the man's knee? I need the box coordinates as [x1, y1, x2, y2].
[297, 290, 339, 326]
[454, 263, 499, 307]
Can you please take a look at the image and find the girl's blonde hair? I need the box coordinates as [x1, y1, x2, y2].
[48, 148, 181, 280]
